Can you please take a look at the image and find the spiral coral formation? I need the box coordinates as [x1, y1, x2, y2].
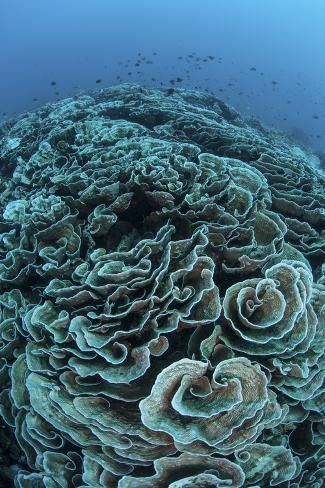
[0, 84, 324, 487]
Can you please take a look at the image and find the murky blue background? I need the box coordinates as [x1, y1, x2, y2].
[1, 0, 324, 152]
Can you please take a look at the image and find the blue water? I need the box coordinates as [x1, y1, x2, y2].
[0, 0, 324, 152]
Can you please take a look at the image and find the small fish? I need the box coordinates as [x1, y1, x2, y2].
[95, 79, 102, 84]
[249, 67, 257, 71]
[50, 81, 57, 86]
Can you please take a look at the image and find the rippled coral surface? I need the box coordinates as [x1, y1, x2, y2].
[0, 84, 324, 487]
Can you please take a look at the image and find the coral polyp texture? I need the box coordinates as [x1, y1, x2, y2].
[0, 83, 324, 487]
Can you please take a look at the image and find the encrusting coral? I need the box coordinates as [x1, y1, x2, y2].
[0, 83, 324, 487]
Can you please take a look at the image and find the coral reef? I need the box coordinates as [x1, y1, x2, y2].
[0, 84, 324, 487]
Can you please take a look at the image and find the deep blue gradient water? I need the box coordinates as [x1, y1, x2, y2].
[1, 0, 324, 153]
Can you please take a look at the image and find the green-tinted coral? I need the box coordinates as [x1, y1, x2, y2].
[221, 259, 324, 409]
[0, 84, 324, 487]
[139, 357, 282, 455]
[234, 443, 300, 486]
[118, 453, 245, 488]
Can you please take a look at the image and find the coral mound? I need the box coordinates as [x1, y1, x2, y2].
[0, 84, 324, 487]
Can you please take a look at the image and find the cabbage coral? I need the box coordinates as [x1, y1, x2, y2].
[0, 84, 324, 487]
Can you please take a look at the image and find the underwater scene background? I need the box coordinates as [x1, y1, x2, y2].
[0, 1, 324, 487]
[1, 0, 325, 156]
